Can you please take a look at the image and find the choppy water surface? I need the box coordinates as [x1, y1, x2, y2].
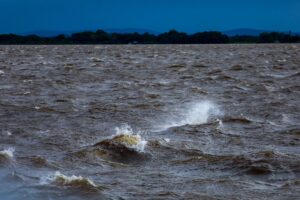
[0, 44, 300, 200]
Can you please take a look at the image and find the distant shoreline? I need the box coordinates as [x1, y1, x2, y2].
[1, 44, 299, 46]
[0, 30, 299, 44]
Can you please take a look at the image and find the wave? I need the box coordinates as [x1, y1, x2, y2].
[25, 155, 59, 169]
[167, 64, 185, 69]
[222, 115, 252, 124]
[157, 101, 221, 131]
[281, 179, 300, 188]
[67, 125, 150, 165]
[229, 64, 243, 71]
[0, 147, 14, 161]
[282, 71, 300, 79]
[41, 171, 101, 191]
[95, 124, 147, 153]
[169, 149, 299, 175]
[278, 128, 300, 135]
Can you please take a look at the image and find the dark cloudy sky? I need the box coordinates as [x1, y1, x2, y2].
[0, 0, 299, 33]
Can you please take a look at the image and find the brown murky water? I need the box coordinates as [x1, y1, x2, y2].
[0, 44, 300, 200]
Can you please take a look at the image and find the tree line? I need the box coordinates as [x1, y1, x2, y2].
[0, 29, 299, 44]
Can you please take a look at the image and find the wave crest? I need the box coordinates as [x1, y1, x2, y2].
[0, 147, 14, 161]
[111, 124, 147, 152]
[42, 171, 100, 190]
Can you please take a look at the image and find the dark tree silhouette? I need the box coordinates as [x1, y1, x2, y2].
[0, 30, 299, 44]
[190, 31, 229, 44]
[157, 30, 189, 44]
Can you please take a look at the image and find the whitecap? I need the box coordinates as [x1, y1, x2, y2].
[163, 138, 170, 143]
[216, 118, 223, 130]
[41, 171, 97, 188]
[113, 124, 147, 152]
[0, 147, 14, 159]
[23, 91, 31, 95]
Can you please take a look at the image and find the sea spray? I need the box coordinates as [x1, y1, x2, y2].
[157, 101, 221, 131]
[115, 124, 136, 136]
[183, 101, 219, 125]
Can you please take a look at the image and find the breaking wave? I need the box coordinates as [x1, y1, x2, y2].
[111, 124, 147, 152]
[41, 171, 100, 190]
[93, 124, 147, 154]
[0, 147, 15, 160]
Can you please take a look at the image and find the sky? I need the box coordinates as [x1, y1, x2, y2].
[0, 0, 300, 34]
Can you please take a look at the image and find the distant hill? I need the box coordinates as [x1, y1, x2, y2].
[104, 28, 159, 35]
[19, 28, 159, 37]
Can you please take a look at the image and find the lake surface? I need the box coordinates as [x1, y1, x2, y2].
[0, 44, 299, 199]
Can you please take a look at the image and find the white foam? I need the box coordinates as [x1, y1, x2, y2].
[158, 101, 221, 131]
[0, 70, 4, 75]
[216, 119, 223, 129]
[41, 171, 97, 187]
[114, 124, 147, 152]
[277, 59, 287, 63]
[0, 147, 14, 159]
[163, 138, 170, 143]
[281, 114, 291, 123]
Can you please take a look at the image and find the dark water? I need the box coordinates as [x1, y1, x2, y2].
[0, 44, 300, 200]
